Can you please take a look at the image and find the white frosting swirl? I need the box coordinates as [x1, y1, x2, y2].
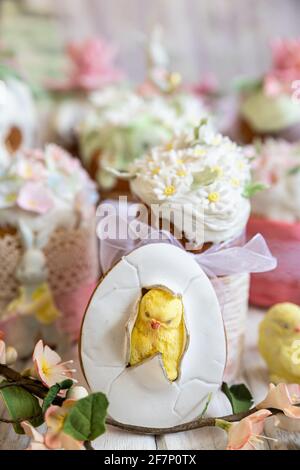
[129, 123, 251, 246]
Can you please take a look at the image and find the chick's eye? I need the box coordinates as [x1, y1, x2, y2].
[145, 312, 150, 318]
[283, 323, 289, 329]
[166, 319, 172, 325]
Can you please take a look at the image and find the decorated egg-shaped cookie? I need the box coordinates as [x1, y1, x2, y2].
[80, 243, 226, 428]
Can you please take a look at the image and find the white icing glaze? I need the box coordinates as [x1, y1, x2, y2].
[79, 85, 208, 189]
[0, 144, 98, 248]
[129, 123, 251, 245]
[240, 89, 300, 133]
[0, 77, 36, 158]
[80, 243, 227, 427]
[250, 139, 300, 222]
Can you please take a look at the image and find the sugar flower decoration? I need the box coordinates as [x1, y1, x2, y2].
[17, 182, 54, 214]
[217, 409, 272, 450]
[264, 38, 300, 96]
[33, 340, 75, 388]
[48, 37, 123, 92]
[257, 383, 300, 419]
[45, 400, 83, 450]
[0, 339, 18, 365]
[0, 145, 97, 216]
[22, 422, 50, 451]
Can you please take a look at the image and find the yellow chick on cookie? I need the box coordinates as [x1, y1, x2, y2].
[129, 288, 186, 381]
[258, 303, 300, 384]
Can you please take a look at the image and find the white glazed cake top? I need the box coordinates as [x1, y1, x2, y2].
[0, 144, 98, 247]
[79, 85, 208, 188]
[250, 139, 300, 222]
[129, 122, 252, 246]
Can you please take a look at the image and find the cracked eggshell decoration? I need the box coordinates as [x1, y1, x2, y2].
[80, 243, 226, 428]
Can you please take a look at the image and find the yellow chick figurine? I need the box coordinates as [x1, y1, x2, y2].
[129, 288, 186, 381]
[258, 303, 300, 384]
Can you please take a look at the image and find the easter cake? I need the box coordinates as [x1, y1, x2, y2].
[98, 121, 276, 381]
[247, 139, 300, 306]
[233, 39, 300, 144]
[0, 144, 99, 356]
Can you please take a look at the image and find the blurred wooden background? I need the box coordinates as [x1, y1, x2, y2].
[1, 0, 300, 86]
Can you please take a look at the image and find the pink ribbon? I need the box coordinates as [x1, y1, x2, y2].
[97, 200, 277, 277]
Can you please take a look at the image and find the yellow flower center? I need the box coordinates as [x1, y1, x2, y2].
[165, 142, 173, 151]
[231, 178, 240, 188]
[237, 161, 245, 170]
[211, 166, 223, 177]
[164, 185, 176, 196]
[41, 358, 51, 378]
[5, 193, 17, 203]
[194, 148, 207, 157]
[176, 169, 187, 177]
[177, 159, 184, 165]
[151, 167, 161, 175]
[208, 192, 220, 203]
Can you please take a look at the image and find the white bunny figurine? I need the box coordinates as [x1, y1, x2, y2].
[4, 225, 60, 324]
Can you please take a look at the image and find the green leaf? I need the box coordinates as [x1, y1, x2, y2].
[0, 385, 43, 434]
[42, 380, 74, 413]
[222, 383, 253, 414]
[232, 77, 263, 93]
[192, 167, 219, 189]
[199, 392, 212, 419]
[243, 182, 267, 198]
[63, 392, 109, 441]
[288, 166, 300, 176]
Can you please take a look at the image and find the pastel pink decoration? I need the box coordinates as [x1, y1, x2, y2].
[21, 422, 50, 451]
[48, 38, 123, 92]
[226, 410, 272, 450]
[247, 216, 300, 307]
[17, 182, 54, 214]
[33, 339, 74, 387]
[45, 400, 83, 450]
[264, 38, 300, 96]
[257, 383, 300, 418]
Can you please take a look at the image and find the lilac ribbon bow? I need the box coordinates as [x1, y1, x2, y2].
[97, 200, 277, 277]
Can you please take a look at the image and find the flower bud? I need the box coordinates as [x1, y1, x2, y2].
[5, 346, 18, 365]
[67, 385, 89, 400]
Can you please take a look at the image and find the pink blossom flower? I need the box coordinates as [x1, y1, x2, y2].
[264, 38, 300, 96]
[33, 340, 75, 388]
[48, 37, 123, 91]
[22, 422, 50, 451]
[257, 383, 300, 418]
[17, 182, 54, 214]
[45, 400, 83, 450]
[217, 410, 272, 450]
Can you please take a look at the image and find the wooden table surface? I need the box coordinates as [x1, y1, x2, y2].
[1, 308, 300, 451]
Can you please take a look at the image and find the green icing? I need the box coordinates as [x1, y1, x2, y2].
[241, 89, 300, 133]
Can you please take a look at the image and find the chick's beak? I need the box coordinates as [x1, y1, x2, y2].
[294, 326, 300, 333]
[150, 320, 161, 330]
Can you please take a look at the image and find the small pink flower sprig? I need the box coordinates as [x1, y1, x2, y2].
[0, 334, 108, 451]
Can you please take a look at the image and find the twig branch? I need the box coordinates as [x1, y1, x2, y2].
[0, 413, 42, 424]
[0, 364, 64, 405]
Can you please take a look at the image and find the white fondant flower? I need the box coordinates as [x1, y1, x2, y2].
[33, 340, 75, 388]
[197, 181, 237, 214]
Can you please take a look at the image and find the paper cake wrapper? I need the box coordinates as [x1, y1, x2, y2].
[247, 215, 300, 307]
[0, 223, 99, 357]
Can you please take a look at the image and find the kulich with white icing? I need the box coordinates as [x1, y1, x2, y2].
[0, 144, 98, 248]
[79, 85, 208, 190]
[129, 122, 252, 246]
[250, 139, 300, 222]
